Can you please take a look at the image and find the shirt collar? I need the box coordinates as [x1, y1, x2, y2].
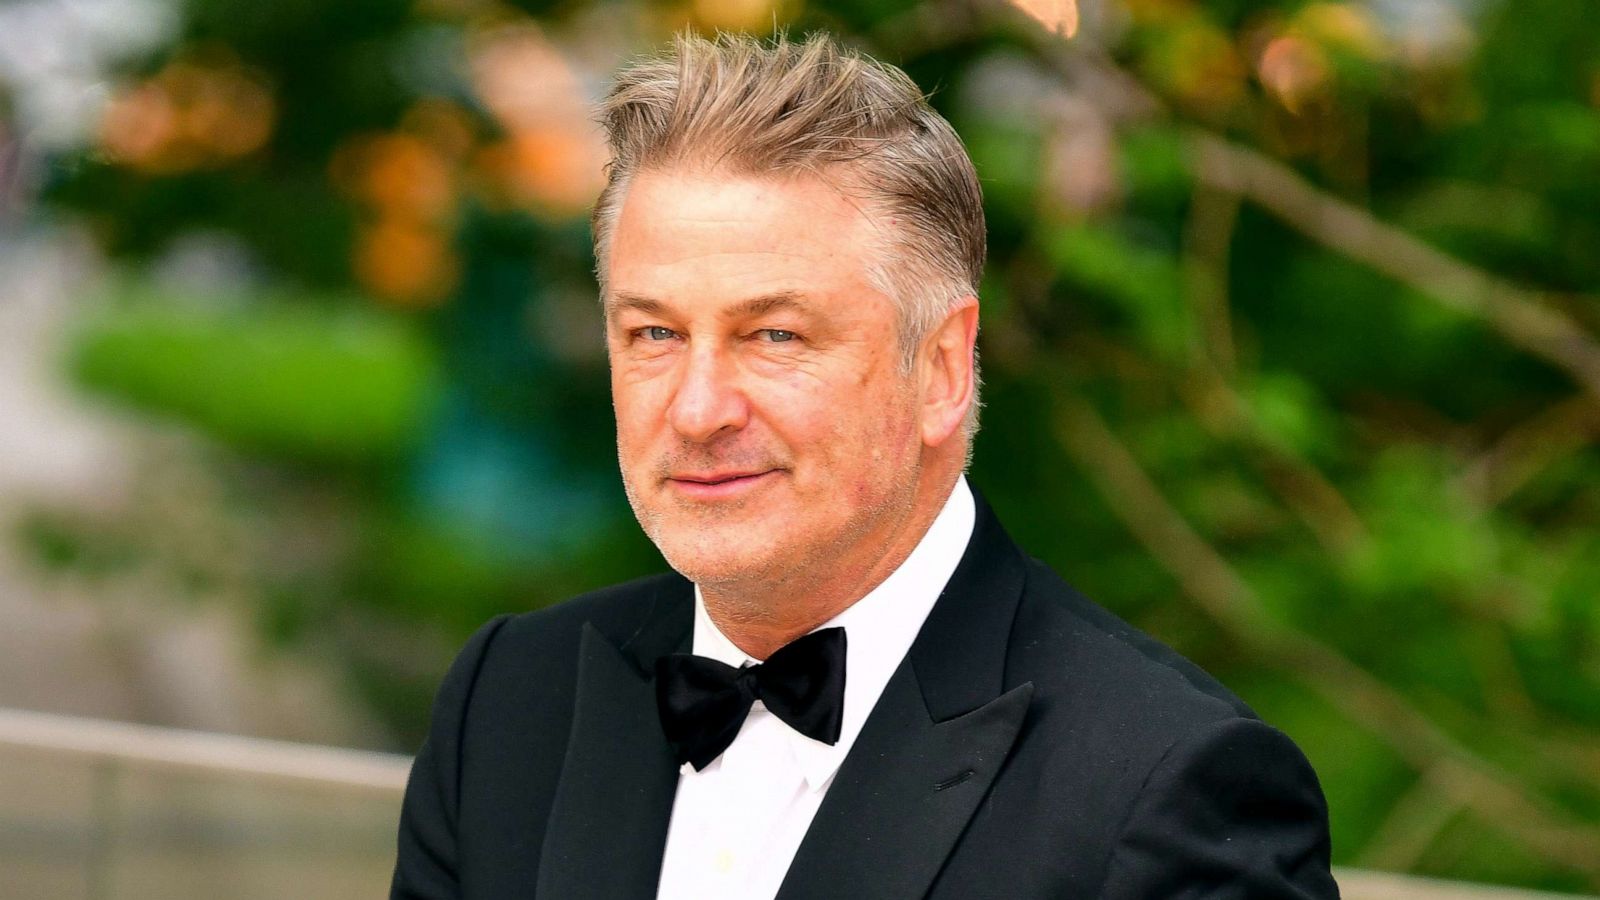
[689, 476, 977, 791]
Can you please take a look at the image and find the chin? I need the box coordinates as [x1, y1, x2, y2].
[650, 522, 788, 588]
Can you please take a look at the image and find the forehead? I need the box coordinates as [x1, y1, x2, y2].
[605, 167, 885, 311]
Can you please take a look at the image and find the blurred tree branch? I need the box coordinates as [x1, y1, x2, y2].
[1189, 133, 1600, 405]
[982, 11, 1600, 405]
[1176, 355, 1370, 557]
[1181, 181, 1242, 377]
[1047, 391, 1600, 882]
[1354, 762, 1466, 871]
[1459, 396, 1600, 507]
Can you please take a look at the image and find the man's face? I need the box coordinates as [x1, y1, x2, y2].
[604, 167, 927, 590]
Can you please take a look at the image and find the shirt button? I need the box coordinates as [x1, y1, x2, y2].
[714, 849, 735, 874]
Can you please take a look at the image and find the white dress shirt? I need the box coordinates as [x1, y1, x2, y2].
[654, 477, 977, 900]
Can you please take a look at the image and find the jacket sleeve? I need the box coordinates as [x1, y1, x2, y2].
[390, 615, 511, 900]
[1099, 716, 1341, 899]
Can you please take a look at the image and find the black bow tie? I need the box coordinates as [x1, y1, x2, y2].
[655, 627, 847, 772]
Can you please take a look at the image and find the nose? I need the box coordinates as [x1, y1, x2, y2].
[666, 342, 749, 443]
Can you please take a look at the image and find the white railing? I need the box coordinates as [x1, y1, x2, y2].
[0, 707, 411, 793]
[1339, 871, 1593, 900]
[0, 707, 409, 900]
[0, 706, 1590, 900]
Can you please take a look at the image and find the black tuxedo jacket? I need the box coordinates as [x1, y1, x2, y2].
[392, 495, 1339, 899]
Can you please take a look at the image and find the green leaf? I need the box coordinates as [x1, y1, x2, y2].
[69, 289, 441, 464]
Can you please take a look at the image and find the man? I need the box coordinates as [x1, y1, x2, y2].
[392, 32, 1339, 900]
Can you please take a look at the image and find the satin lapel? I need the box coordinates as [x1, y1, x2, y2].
[775, 665, 1033, 900]
[536, 622, 682, 900]
[776, 488, 1035, 900]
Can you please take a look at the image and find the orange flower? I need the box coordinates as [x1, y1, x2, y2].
[1257, 35, 1330, 114]
[1007, 0, 1079, 38]
[473, 125, 604, 217]
[354, 219, 457, 308]
[100, 55, 274, 173]
[331, 133, 457, 223]
[691, 0, 785, 32]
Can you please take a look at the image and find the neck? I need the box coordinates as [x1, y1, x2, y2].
[701, 465, 962, 660]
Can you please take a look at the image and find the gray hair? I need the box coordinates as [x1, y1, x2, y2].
[591, 31, 984, 443]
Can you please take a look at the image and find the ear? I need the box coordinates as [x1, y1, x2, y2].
[918, 295, 979, 449]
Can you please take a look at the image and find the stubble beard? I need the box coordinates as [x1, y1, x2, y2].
[617, 443, 788, 584]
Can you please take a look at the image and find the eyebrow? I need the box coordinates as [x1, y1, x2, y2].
[604, 290, 812, 320]
[605, 292, 668, 317]
[728, 291, 809, 318]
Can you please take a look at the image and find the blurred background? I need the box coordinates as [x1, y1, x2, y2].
[1, 0, 1597, 895]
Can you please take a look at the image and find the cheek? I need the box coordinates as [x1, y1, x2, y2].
[751, 367, 829, 428]
[611, 372, 666, 436]
[868, 381, 925, 473]
[873, 399, 921, 467]
[821, 377, 920, 477]
[611, 395, 658, 480]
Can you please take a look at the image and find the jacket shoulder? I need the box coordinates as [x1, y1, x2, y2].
[1008, 554, 1256, 738]
[459, 571, 687, 714]
[399, 572, 685, 897]
[422, 571, 683, 722]
[1002, 557, 1333, 891]
[486, 571, 686, 660]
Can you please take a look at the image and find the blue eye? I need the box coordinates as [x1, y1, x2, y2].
[763, 329, 797, 343]
[643, 326, 675, 341]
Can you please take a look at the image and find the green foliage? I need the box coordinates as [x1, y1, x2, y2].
[1242, 372, 1336, 457]
[70, 291, 441, 465]
[1043, 222, 1195, 363]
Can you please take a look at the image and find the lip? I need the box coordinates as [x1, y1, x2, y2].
[666, 469, 780, 500]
